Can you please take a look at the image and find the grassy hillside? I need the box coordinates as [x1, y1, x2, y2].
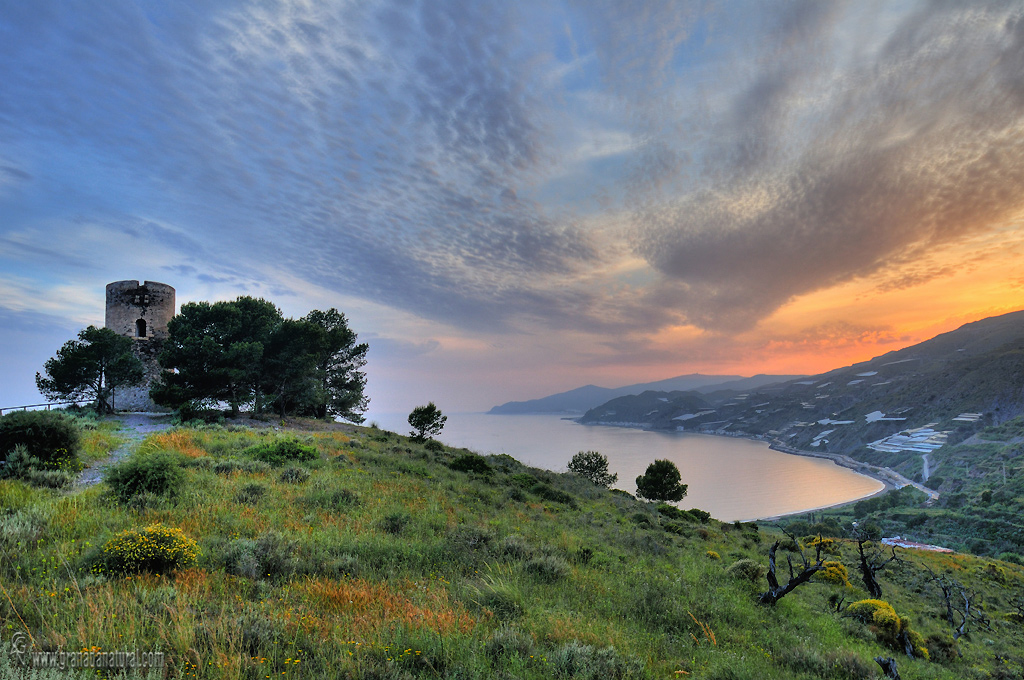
[2, 416, 1024, 679]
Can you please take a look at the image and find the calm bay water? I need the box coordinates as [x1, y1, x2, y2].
[370, 412, 883, 522]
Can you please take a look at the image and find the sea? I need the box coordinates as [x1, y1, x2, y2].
[368, 412, 883, 522]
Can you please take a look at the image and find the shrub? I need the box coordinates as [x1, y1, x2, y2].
[224, 532, 300, 580]
[485, 625, 536, 662]
[631, 512, 653, 526]
[472, 579, 523, 620]
[509, 473, 537, 488]
[243, 439, 317, 466]
[106, 451, 185, 503]
[726, 558, 763, 583]
[0, 445, 76, 488]
[497, 535, 534, 561]
[211, 458, 271, 475]
[0, 506, 49, 554]
[279, 466, 311, 484]
[302, 486, 360, 512]
[530, 483, 578, 508]
[663, 521, 689, 536]
[706, 550, 720, 560]
[548, 641, 645, 680]
[686, 508, 711, 523]
[94, 524, 199, 575]
[524, 555, 570, 583]
[447, 525, 494, 553]
[656, 503, 686, 520]
[235, 483, 266, 504]
[379, 511, 411, 535]
[449, 452, 491, 474]
[815, 560, 851, 587]
[845, 599, 928, 659]
[773, 646, 880, 680]
[0, 410, 81, 470]
[925, 633, 959, 664]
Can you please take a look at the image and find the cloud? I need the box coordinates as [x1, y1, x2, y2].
[624, 2, 1024, 331]
[2, 0, 1023, 347]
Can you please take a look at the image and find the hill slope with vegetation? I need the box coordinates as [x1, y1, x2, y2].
[2, 413, 1024, 679]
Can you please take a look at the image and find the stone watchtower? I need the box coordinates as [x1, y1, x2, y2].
[104, 281, 175, 411]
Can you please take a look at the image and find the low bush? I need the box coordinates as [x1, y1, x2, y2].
[485, 625, 536, 662]
[656, 503, 686, 520]
[235, 482, 267, 504]
[524, 555, 570, 583]
[548, 641, 646, 680]
[106, 451, 185, 504]
[845, 599, 928, 659]
[685, 508, 711, 523]
[448, 452, 491, 474]
[0, 445, 78, 488]
[224, 531, 300, 580]
[447, 524, 494, 553]
[242, 439, 317, 466]
[211, 458, 271, 475]
[530, 483, 578, 508]
[726, 558, 763, 583]
[93, 524, 199, 575]
[471, 579, 523, 620]
[302, 486, 360, 512]
[0, 410, 81, 470]
[378, 510, 411, 535]
[279, 466, 310, 484]
[815, 560, 851, 587]
[0, 506, 49, 554]
[773, 646, 880, 680]
[497, 535, 534, 561]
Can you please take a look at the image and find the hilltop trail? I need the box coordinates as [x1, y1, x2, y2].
[77, 413, 173, 488]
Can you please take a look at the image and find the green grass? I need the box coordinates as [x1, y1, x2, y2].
[1, 419, 1023, 679]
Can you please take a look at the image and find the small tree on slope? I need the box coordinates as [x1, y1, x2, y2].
[408, 402, 446, 442]
[635, 459, 687, 502]
[568, 450, 618, 487]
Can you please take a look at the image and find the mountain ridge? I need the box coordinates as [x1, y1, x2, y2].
[488, 373, 803, 414]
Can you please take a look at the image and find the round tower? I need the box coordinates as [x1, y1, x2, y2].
[105, 280, 175, 340]
[104, 281, 176, 412]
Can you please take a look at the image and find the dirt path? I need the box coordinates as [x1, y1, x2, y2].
[76, 413, 174, 488]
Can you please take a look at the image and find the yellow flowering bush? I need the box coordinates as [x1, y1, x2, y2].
[845, 599, 928, 659]
[815, 560, 851, 587]
[94, 524, 199, 575]
[706, 550, 721, 560]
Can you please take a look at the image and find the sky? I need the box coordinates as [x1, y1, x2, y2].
[2, 0, 1024, 418]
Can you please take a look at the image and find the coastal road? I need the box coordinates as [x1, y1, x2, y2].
[769, 440, 940, 504]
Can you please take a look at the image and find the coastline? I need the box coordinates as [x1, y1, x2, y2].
[576, 418, 934, 518]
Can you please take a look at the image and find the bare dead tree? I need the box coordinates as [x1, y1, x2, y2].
[926, 567, 990, 641]
[874, 657, 901, 679]
[856, 539, 901, 599]
[1012, 597, 1024, 624]
[758, 530, 824, 605]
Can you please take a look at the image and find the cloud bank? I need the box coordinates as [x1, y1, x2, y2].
[1, 0, 1023, 350]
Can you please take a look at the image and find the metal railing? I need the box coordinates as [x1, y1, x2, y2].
[0, 400, 93, 416]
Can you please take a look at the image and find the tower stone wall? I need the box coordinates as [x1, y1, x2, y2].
[104, 281, 176, 412]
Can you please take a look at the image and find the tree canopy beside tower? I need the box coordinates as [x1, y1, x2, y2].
[35, 326, 145, 414]
[151, 296, 368, 422]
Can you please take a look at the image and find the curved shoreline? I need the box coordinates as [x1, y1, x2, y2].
[577, 419, 936, 519]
